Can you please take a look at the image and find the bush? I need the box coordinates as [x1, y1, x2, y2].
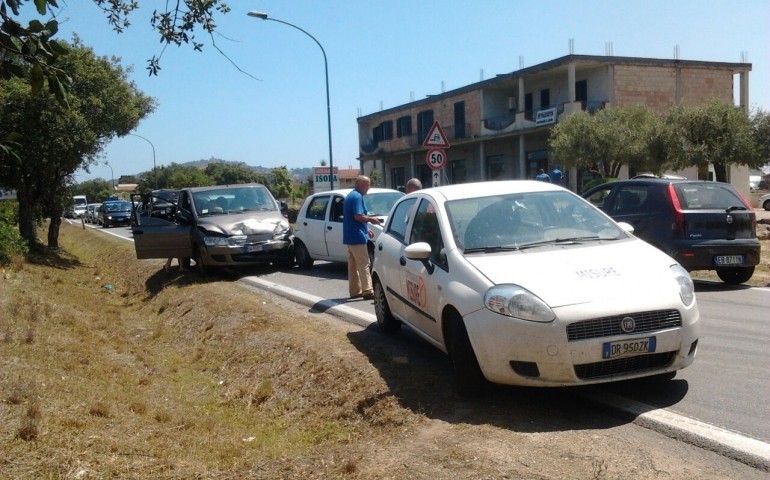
[0, 202, 28, 265]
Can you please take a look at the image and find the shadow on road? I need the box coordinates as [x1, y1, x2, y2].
[346, 322, 690, 434]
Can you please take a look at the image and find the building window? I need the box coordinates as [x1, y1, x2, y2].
[487, 155, 505, 180]
[391, 167, 405, 191]
[575, 79, 587, 104]
[540, 89, 550, 109]
[454, 101, 466, 139]
[449, 159, 467, 184]
[372, 120, 393, 143]
[525, 93, 533, 120]
[417, 110, 434, 144]
[396, 116, 412, 138]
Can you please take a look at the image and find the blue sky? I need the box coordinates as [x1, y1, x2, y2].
[48, 1, 769, 183]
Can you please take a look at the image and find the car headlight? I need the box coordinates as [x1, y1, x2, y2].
[483, 285, 555, 322]
[203, 235, 229, 247]
[671, 264, 695, 306]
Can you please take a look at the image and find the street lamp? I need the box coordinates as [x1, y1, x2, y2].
[247, 11, 335, 190]
[128, 133, 158, 190]
[105, 162, 114, 190]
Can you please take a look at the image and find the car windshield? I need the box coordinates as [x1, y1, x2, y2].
[365, 191, 404, 216]
[105, 201, 131, 213]
[193, 186, 277, 216]
[446, 190, 625, 252]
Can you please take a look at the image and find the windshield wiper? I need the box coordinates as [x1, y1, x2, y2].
[463, 245, 521, 254]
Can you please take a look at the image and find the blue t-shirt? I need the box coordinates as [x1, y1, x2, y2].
[343, 190, 368, 245]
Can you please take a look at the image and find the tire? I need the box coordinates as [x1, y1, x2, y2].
[294, 241, 314, 269]
[447, 314, 488, 397]
[194, 244, 208, 275]
[373, 276, 400, 333]
[763, 200, 770, 212]
[716, 266, 754, 285]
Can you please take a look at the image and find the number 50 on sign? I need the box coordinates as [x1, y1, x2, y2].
[426, 148, 446, 170]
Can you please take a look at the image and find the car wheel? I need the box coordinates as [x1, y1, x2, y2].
[194, 245, 208, 275]
[764, 200, 770, 211]
[716, 266, 754, 285]
[447, 313, 488, 397]
[102, 221, 109, 228]
[294, 241, 314, 269]
[373, 276, 400, 333]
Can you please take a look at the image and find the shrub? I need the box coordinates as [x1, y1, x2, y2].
[0, 202, 28, 265]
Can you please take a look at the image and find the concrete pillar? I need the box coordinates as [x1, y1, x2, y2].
[568, 62, 576, 102]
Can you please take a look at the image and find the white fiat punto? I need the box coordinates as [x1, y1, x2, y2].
[371, 180, 699, 396]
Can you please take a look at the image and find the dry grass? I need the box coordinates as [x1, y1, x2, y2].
[0, 222, 412, 479]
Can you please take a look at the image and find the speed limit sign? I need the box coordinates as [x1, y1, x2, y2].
[426, 148, 446, 171]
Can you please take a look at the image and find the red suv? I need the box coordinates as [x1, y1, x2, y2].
[583, 179, 760, 284]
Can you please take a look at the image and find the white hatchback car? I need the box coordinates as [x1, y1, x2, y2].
[372, 180, 700, 396]
[293, 188, 404, 268]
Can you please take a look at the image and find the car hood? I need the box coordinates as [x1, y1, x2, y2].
[464, 240, 680, 308]
[197, 211, 286, 235]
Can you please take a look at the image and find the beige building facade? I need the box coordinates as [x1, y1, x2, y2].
[356, 54, 752, 195]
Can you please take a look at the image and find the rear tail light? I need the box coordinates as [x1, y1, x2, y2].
[734, 189, 758, 231]
[667, 184, 686, 235]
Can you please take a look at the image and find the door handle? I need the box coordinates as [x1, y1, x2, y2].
[400, 257, 406, 266]
[326, 226, 333, 231]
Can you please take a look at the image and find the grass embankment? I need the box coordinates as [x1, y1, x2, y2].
[0, 222, 410, 478]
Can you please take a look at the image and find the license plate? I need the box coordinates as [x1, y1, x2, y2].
[244, 244, 264, 253]
[602, 337, 656, 359]
[714, 255, 744, 266]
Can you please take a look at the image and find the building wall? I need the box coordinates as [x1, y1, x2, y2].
[613, 65, 677, 111]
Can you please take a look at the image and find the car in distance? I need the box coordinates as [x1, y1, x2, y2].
[582, 178, 760, 284]
[130, 183, 293, 273]
[759, 192, 770, 211]
[98, 201, 133, 228]
[371, 180, 699, 396]
[85, 203, 102, 224]
[293, 188, 404, 269]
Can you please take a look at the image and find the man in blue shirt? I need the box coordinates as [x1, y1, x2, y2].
[534, 168, 551, 182]
[343, 175, 381, 300]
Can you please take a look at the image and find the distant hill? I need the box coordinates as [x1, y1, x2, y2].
[183, 157, 312, 182]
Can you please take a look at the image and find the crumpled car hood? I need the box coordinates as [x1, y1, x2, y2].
[197, 211, 286, 235]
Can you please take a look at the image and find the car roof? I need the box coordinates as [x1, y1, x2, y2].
[588, 178, 733, 189]
[415, 180, 564, 202]
[310, 187, 402, 197]
[182, 183, 268, 193]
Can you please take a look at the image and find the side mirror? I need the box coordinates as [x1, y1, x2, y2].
[280, 201, 288, 217]
[404, 242, 434, 274]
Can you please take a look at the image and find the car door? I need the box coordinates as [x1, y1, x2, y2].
[298, 194, 331, 259]
[324, 194, 348, 262]
[131, 190, 193, 260]
[376, 197, 418, 320]
[397, 198, 447, 344]
[604, 185, 652, 235]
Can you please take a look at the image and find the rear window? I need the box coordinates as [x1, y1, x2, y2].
[673, 183, 746, 210]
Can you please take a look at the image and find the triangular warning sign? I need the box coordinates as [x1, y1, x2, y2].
[422, 121, 450, 148]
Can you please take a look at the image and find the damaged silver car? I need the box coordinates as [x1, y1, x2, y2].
[131, 184, 294, 273]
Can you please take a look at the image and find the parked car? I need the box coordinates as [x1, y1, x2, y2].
[85, 203, 102, 224]
[130, 183, 293, 273]
[759, 192, 770, 211]
[99, 201, 133, 228]
[371, 180, 699, 396]
[582, 178, 760, 284]
[293, 188, 404, 268]
[147, 189, 179, 221]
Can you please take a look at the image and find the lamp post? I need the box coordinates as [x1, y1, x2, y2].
[128, 133, 158, 190]
[105, 162, 114, 190]
[247, 11, 334, 190]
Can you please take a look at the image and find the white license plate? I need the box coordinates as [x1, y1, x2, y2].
[714, 255, 744, 265]
[602, 337, 656, 359]
[244, 244, 264, 253]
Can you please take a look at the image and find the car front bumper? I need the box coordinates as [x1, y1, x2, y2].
[462, 298, 699, 387]
[199, 239, 294, 267]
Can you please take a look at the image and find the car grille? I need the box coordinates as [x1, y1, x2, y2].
[574, 351, 676, 379]
[566, 310, 681, 341]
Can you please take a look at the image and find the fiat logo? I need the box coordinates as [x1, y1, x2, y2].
[726, 215, 733, 224]
[620, 317, 636, 333]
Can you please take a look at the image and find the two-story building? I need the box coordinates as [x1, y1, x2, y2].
[357, 54, 751, 194]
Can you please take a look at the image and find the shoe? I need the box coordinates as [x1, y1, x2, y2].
[350, 293, 362, 299]
[362, 293, 374, 300]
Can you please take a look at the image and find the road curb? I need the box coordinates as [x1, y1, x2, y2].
[240, 274, 770, 472]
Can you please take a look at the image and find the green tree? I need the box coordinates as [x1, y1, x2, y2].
[369, 169, 382, 187]
[665, 100, 761, 182]
[270, 166, 293, 200]
[549, 105, 662, 178]
[204, 162, 262, 185]
[73, 178, 114, 203]
[0, 39, 154, 248]
[751, 108, 770, 164]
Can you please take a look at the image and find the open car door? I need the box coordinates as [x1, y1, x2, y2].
[130, 193, 193, 260]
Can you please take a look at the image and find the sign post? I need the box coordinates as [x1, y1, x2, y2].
[313, 166, 339, 193]
[422, 121, 450, 187]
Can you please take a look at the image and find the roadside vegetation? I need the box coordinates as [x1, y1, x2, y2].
[0, 221, 768, 479]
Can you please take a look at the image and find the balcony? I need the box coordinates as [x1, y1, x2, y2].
[359, 123, 473, 157]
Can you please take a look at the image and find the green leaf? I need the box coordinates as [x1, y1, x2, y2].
[30, 64, 44, 94]
[34, 0, 48, 15]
